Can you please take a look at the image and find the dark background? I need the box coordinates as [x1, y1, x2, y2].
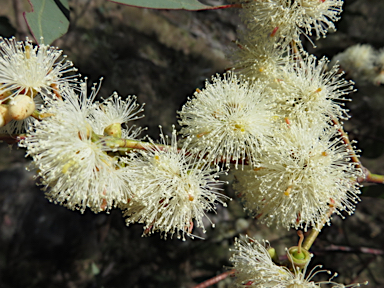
[0, 0, 384, 287]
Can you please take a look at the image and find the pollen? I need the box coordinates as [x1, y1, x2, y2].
[24, 45, 31, 59]
[62, 160, 76, 174]
[234, 123, 245, 132]
[284, 185, 293, 196]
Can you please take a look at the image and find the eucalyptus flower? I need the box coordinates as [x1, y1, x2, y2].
[178, 72, 275, 169]
[20, 83, 140, 213]
[230, 236, 367, 288]
[238, 0, 343, 49]
[234, 122, 362, 230]
[121, 127, 228, 240]
[0, 37, 77, 103]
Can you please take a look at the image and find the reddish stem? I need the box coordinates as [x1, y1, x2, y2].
[191, 270, 235, 288]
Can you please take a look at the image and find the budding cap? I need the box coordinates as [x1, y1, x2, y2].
[288, 246, 312, 269]
[8, 94, 35, 121]
[0, 104, 11, 127]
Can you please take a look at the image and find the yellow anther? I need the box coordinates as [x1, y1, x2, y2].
[284, 185, 292, 196]
[234, 124, 245, 132]
[62, 160, 76, 174]
[322, 151, 328, 156]
[188, 194, 194, 201]
[154, 155, 160, 161]
[259, 67, 265, 72]
[315, 88, 322, 93]
[25, 45, 31, 59]
[196, 88, 202, 93]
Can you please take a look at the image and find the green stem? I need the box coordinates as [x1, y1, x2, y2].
[31, 109, 54, 120]
[103, 137, 169, 152]
[302, 207, 334, 251]
[365, 173, 384, 184]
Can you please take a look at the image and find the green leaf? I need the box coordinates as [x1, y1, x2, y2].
[109, 0, 233, 10]
[24, 0, 70, 45]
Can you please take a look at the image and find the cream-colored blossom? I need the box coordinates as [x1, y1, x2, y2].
[331, 44, 376, 83]
[178, 72, 275, 168]
[0, 37, 77, 104]
[233, 122, 362, 230]
[230, 236, 292, 287]
[230, 33, 287, 81]
[230, 236, 367, 288]
[121, 127, 228, 240]
[238, 0, 343, 49]
[20, 83, 136, 213]
[272, 54, 354, 124]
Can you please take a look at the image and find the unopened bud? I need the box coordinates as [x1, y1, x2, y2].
[104, 123, 122, 138]
[0, 104, 12, 127]
[8, 95, 35, 121]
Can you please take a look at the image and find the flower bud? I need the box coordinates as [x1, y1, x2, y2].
[104, 123, 122, 138]
[8, 95, 35, 121]
[0, 104, 12, 127]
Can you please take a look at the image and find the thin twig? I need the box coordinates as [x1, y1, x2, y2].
[191, 270, 235, 288]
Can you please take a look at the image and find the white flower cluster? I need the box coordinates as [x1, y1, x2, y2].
[177, 0, 362, 232]
[233, 124, 361, 230]
[0, 1, 372, 286]
[121, 128, 227, 240]
[331, 43, 384, 85]
[20, 82, 138, 213]
[17, 76, 227, 239]
[229, 236, 366, 288]
[1, 0, 364, 244]
[178, 72, 275, 168]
